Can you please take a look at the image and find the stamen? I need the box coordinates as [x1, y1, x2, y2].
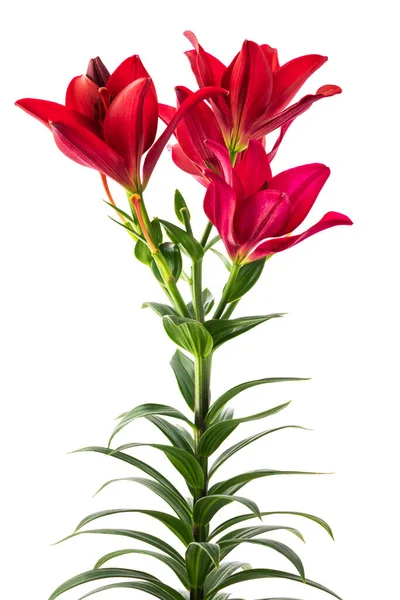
[98, 87, 110, 112]
[100, 174, 126, 223]
[129, 194, 158, 254]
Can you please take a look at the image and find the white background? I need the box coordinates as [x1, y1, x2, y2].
[1, 1, 399, 598]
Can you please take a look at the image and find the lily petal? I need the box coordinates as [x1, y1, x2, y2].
[104, 77, 158, 186]
[158, 103, 176, 125]
[269, 163, 330, 234]
[248, 211, 353, 260]
[205, 140, 233, 185]
[233, 189, 290, 249]
[65, 75, 99, 120]
[106, 55, 150, 99]
[267, 120, 294, 161]
[260, 44, 280, 72]
[174, 86, 225, 169]
[50, 120, 133, 189]
[229, 40, 273, 148]
[15, 98, 88, 130]
[267, 54, 328, 116]
[142, 85, 228, 189]
[250, 85, 342, 138]
[234, 139, 272, 197]
[171, 144, 209, 186]
[204, 173, 238, 258]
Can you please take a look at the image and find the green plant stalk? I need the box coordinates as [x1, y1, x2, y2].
[213, 263, 241, 319]
[152, 250, 191, 318]
[191, 259, 204, 322]
[200, 221, 213, 247]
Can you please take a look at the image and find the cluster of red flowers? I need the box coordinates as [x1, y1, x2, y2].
[16, 31, 351, 263]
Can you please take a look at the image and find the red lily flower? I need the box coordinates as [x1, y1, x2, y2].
[184, 31, 341, 153]
[204, 140, 352, 263]
[16, 55, 227, 193]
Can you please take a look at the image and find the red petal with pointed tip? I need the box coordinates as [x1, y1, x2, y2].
[171, 144, 209, 186]
[174, 86, 225, 169]
[250, 85, 342, 138]
[158, 103, 176, 125]
[233, 189, 290, 250]
[260, 44, 280, 72]
[204, 140, 233, 185]
[229, 41, 273, 145]
[269, 163, 330, 234]
[248, 211, 353, 260]
[16, 98, 88, 130]
[142, 85, 228, 189]
[204, 173, 238, 259]
[65, 75, 99, 119]
[267, 120, 293, 161]
[104, 78, 158, 185]
[50, 120, 133, 189]
[234, 139, 272, 197]
[266, 54, 328, 116]
[106, 55, 150, 99]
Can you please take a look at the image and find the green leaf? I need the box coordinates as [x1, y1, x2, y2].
[186, 542, 220, 588]
[48, 568, 159, 600]
[93, 548, 189, 588]
[187, 289, 215, 318]
[206, 568, 342, 600]
[204, 562, 251, 596]
[93, 477, 192, 525]
[204, 314, 284, 349]
[163, 316, 213, 357]
[143, 302, 179, 317]
[53, 528, 183, 562]
[210, 469, 326, 496]
[159, 219, 204, 261]
[206, 377, 308, 424]
[72, 508, 193, 546]
[76, 581, 186, 600]
[170, 350, 195, 410]
[112, 443, 204, 490]
[209, 426, 307, 477]
[198, 402, 291, 457]
[151, 218, 163, 246]
[174, 189, 191, 224]
[103, 200, 137, 226]
[225, 259, 266, 302]
[70, 447, 188, 509]
[218, 538, 305, 581]
[204, 235, 221, 252]
[147, 415, 194, 454]
[108, 216, 138, 239]
[109, 403, 192, 445]
[193, 495, 261, 526]
[152, 242, 182, 283]
[135, 240, 152, 265]
[216, 524, 305, 549]
[210, 248, 231, 271]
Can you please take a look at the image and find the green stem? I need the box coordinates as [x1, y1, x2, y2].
[213, 263, 241, 319]
[152, 251, 190, 318]
[191, 259, 204, 322]
[221, 299, 240, 319]
[193, 353, 212, 544]
[200, 221, 213, 247]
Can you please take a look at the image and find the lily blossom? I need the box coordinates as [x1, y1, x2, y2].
[16, 55, 228, 192]
[185, 31, 341, 153]
[204, 140, 352, 263]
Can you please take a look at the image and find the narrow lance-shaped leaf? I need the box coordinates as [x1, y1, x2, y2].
[193, 494, 261, 526]
[111, 442, 204, 490]
[207, 568, 342, 600]
[163, 316, 214, 357]
[207, 377, 308, 424]
[218, 538, 305, 581]
[48, 568, 160, 600]
[109, 403, 193, 445]
[210, 511, 334, 540]
[143, 301, 179, 317]
[215, 524, 305, 548]
[75, 580, 186, 600]
[159, 219, 204, 260]
[147, 415, 194, 454]
[52, 528, 183, 562]
[204, 562, 252, 596]
[209, 426, 308, 477]
[93, 548, 189, 588]
[204, 314, 284, 349]
[170, 349, 195, 410]
[224, 259, 266, 302]
[186, 542, 220, 588]
[210, 468, 328, 495]
[93, 476, 192, 525]
[198, 402, 291, 457]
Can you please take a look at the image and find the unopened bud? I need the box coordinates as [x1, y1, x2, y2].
[86, 57, 110, 87]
